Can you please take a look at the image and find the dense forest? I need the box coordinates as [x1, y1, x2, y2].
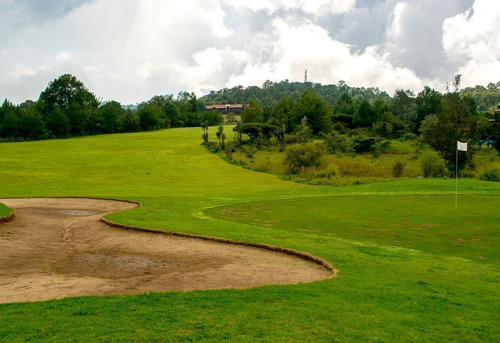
[201, 80, 392, 107]
[1, 74, 499, 151]
[0, 74, 225, 142]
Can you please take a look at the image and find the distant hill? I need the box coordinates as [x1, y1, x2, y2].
[200, 80, 392, 107]
[200, 79, 500, 113]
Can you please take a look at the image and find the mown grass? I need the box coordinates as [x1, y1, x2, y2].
[207, 194, 500, 262]
[0, 127, 499, 342]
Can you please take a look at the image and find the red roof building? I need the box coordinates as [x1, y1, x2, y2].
[205, 104, 246, 114]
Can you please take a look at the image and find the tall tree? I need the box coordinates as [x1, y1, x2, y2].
[393, 89, 418, 132]
[38, 74, 99, 137]
[150, 95, 184, 128]
[332, 92, 355, 128]
[98, 101, 124, 133]
[241, 99, 264, 123]
[493, 110, 500, 153]
[200, 110, 223, 127]
[0, 99, 21, 138]
[268, 96, 294, 133]
[18, 100, 46, 139]
[176, 92, 201, 127]
[415, 86, 442, 132]
[421, 93, 479, 170]
[138, 103, 164, 131]
[121, 109, 141, 132]
[353, 99, 377, 128]
[292, 90, 329, 135]
[333, 92, 355, 116]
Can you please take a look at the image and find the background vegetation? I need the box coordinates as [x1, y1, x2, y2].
[0, 74, 224, 142]
[0, 127, 499, 342]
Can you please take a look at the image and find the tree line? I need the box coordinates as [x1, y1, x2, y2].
[201, 79, 500, 111]
[1, 73, 499, 172]
[0, 74, 223, 142]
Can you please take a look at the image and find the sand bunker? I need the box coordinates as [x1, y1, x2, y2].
[0, 198, 332, 303]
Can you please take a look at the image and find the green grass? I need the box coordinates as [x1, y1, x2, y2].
[0, 203, 10, 218]
[207, 194, 500, 262]
[1, 128, 499, 342]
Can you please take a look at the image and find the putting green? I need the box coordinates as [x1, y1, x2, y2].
[206, 194, 500, 262]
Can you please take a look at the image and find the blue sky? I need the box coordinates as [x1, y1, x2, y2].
[1, 0, 498, 104]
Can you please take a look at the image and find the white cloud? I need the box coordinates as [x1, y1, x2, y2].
[302, 0, 357, 16]
[185, 47, 251, 94]
[55, 51, 72, 61]
[0, 0, 234, 103]
[387, 2, 409, 40]
[227, 18, 426, 94]
[12, 63, 37, 79]
[136, 62, 152, 79]
[0, 0, 496, 104]
[443, 0, 500, 86]
[222, 0, 356, 16]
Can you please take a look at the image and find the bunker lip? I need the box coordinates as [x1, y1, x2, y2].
[0, 197, 334, 304]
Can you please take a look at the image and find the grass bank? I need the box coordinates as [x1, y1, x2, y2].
[0, 203, 11, 218]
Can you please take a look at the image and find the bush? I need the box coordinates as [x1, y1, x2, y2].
[233, 123, 277, 141]
[479, 165, 500, 182]
[284, 142, 326, 174]
[420, 150, 446, 177]
[205, 141, 220, 153]
[200, 110, 224, 126]
[323, 134, 354, 155]
[392, 159, 406, 177]
[352, 135, 377, 153]
[240, 145, 258, 158]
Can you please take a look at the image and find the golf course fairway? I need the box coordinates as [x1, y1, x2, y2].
[0, 127, 499, 342]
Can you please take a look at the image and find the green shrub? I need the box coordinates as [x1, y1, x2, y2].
[284, 142, 326, 174]
[400, 132, 418, 141]
[331, 122, 346, 134]
[240, 145, 258, 158]
[420, 150, 446, 177]
[392, 159, 406, 177]
[233, 123, 277, 141]
[352, 135, 377, 153]
[323, 134, 354, 154]
[205, 141, 220, 153]
[479, 165, 500, 182]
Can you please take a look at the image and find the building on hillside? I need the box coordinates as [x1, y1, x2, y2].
[205, 104, 246, 114]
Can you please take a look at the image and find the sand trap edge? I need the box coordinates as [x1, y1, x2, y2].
[0, 211, 14, 223]
[101, 217, 337, 277]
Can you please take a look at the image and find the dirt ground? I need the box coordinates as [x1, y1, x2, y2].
[0, 198, 332, 303]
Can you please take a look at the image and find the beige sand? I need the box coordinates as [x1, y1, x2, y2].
[0, 198, 332, 303]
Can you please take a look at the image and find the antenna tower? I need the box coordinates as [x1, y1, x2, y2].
[304, 69, 308, 83]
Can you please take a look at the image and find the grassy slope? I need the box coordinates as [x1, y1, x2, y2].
[0, 128, 499, 342]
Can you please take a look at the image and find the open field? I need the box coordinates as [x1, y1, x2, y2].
[1, 127, 500, 342]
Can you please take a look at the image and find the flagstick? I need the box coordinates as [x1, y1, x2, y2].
[455, 147, 458, 211]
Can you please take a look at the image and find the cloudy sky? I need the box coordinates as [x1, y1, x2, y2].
[1, 0, 499, 104]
